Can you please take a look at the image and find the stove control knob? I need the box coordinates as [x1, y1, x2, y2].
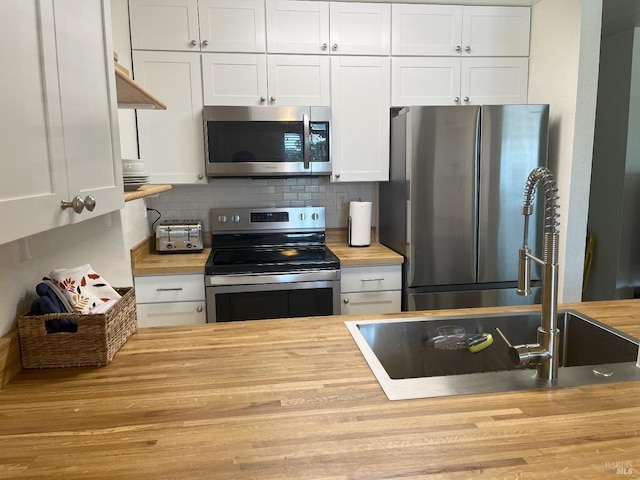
[311, 213, 319, 221]
[232, 214, 240, 223]
[299, 213, 306, 221]
[217, 215, 227, 223]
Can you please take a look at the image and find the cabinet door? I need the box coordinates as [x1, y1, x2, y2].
[331, 56, 390, 182]
[267, 55, 330, 106]
[341, 291, 401, 315]
[391, 4, 462, 56]
[55, 0, 124, 222]
[329, 2, 390, 55]
[133, 51, 206, 184]
[391, 57, 461, 107]
[129, 0, 200, 51]
[137, 301, 206, 327]
[266, 0, 329, 54]
[461, 58, 529, 105]
[202, 53, 268, 106]
[462, 6, 530, 57]
[199, 0, 266, 53]
[0, 1, 68, 245]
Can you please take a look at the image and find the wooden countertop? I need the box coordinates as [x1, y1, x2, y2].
[130, 230, 403, 275]
[1, 300, 638, 479]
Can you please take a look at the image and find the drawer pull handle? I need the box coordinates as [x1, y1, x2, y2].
[156, 288, 183, 292]
[360, 277, 384, 282]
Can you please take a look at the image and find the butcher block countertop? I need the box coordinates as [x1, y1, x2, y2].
[131, 229, 402, 275]
[1, 300, 639, 479]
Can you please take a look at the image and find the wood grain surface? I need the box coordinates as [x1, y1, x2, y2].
[124, 184, 172, 202]
[0, 300, 638, 479]
[130, 230, 403, 274]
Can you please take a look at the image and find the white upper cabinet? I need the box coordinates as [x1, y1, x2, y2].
[266, 1, 391, 55]
[391, 4, 530, 57]
[331, 56, 390, 182]
[133, 51, 206, 184]
[392, 57, 528, 107]
[391, 4, 462, 56]
[329, 2, 391, 55]
[199, 0, 266, 53]
[130, 0, 266, 52]
[462, 6, 531, 57]
[0, 0, 122, 246]
[129, 0, 201, 51]
[266, 0, 329, 54]
[202, 53, 330, 106]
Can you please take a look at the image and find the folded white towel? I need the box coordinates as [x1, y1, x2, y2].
[49, 265, 121, 314]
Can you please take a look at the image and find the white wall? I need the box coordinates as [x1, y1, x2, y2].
[528, 0, 601, 302]
[0, 201, 150, 337]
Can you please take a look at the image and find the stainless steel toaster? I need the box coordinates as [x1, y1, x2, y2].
[156, 220, 203, 253]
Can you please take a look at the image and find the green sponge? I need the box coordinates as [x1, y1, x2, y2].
[466, 333, 494, 353]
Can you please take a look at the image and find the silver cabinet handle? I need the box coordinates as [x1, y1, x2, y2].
[464, 46, 471, 52]
[84, 195, 96, 212]
[360, 277, 384, 282]
[260, 96, 266, 102]
[190, 40, 197, 46]
[455, 45, 461, 52]
[335, 173, 340, 179]
[197, 174, 204, 180]
[343, 298, 350, 304]
[156, 288, 183, 292]
[454, 96, 460, 103]
[270, 96, 276, 103]
[61, 196, 84, 214]
[332, 43, 338, 50]
[202, 40, 209, 47]
[463, 97, 469, 102]
[322, 43, 328, 50]
[196, 306, 203, 312]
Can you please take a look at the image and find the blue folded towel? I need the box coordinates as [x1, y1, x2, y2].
[29, 283, 78, 333]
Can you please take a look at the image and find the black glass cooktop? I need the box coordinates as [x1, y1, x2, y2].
[205, 244, 340, 275]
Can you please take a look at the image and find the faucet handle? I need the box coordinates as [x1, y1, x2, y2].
[495, 328, 550, 367]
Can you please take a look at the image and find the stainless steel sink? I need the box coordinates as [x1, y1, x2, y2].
[345, 310, 640, 400]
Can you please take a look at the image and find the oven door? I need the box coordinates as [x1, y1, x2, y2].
[206, 271, 340, 322]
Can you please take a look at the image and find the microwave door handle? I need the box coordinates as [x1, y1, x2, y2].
[303, 113, 310, 170]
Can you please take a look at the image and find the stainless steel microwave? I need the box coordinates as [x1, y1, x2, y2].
[203, 106, 331, 177]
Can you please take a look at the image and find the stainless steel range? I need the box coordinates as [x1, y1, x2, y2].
[205, 206, 341, 323]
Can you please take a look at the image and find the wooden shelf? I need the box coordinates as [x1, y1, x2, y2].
[124, 184, 172, 202]
[115, 65, 167, 110]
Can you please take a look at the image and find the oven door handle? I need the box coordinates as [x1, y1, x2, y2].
[303, 113, 310, 170]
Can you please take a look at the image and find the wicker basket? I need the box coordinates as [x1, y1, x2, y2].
[18, 287, 137, 369]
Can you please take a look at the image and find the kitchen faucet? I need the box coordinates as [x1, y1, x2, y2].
[497, 167, 560, 381]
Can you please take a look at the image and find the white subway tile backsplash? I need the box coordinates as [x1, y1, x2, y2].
[146, 177, 377, 230]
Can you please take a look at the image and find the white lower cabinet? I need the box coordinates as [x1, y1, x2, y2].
[136, 301, 206, 327]
[134, 273, 206, 327]
[340, 265, 401, 315]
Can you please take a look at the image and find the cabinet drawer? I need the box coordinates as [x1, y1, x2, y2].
[341, 265, 401, 293]
[137, 301, 206, 327]
[134, 274, 205, 303]
[341, 291, 401, 315]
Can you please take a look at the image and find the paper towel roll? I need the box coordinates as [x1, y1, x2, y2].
[348, 201, 372, 247]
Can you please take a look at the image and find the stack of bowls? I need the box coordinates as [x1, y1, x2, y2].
[122, 159, 149, 191]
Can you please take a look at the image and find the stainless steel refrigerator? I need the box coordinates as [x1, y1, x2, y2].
[379, 104, 549, 311]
